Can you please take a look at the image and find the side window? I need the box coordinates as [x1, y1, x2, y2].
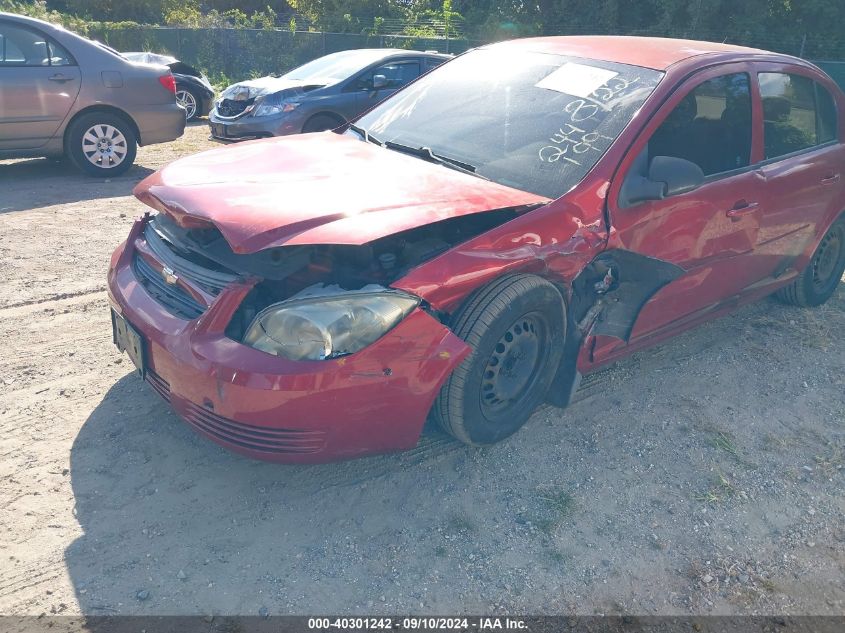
[47, 38, 74, 66]
[356, 61, 420, 90]
[816, 83, 838, 144]
[424, 57, 446, 72]
[0, 24, 73, 66]
[758, 72, 828, 158]
[649, 73, 752, 176]
[0, 24, 48, 65]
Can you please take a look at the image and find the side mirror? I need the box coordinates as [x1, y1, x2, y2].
[372, 74, 388, 90]
[618, 155, 705, 207]
[649, 155, 705, 197]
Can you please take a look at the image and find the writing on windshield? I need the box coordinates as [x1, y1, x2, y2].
[354, 49, 663, 198]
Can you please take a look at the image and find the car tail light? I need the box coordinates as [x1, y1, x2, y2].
[158, 74, 176, 94]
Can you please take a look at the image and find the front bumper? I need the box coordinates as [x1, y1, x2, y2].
[106, 217, 470, 463]
[207, 109, 304, 141]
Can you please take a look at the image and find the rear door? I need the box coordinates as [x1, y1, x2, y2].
[0, 21, 81, 150]
[601, 63, 767, 348]
[753, 66, 845, 275]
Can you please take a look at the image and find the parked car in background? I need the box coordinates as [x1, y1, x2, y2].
[123, 52, 214, 121]
[109, 36, 845, 464]
[208, 48, 450, 141]
[0, 12, 185, 176]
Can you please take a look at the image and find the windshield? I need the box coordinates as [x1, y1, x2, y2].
[352, 48, 663, 198]
[284, 49, 393, 84]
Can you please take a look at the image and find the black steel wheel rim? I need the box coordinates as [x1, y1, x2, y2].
[480, 313, 548, 418]
[812, 224, 844, 292]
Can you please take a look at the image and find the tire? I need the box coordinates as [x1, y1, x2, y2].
[433, 274, 567, 446]
[776, 218, 845, 307]
[302, 114, 344, 133]
[66, 112, 137, 177]
[176, 87, 200, 121]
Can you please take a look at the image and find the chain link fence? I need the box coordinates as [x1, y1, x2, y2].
[85, 25, 845, 90]
[86, 26, 476, 84]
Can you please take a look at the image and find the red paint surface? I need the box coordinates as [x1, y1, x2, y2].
[134, 132, 548, 254]
[111, 38, 845, 462]
[489, 35, 770, 71]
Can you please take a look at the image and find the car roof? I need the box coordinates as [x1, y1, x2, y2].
[334, 48, 449, 60]
[0, 11, 63, 32]
[485, 35, 799, 70]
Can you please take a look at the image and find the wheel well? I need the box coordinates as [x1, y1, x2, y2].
[304, 111, 346, 129]
[63, 106, 141, 150]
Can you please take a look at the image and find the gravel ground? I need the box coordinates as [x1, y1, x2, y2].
[0, 124, 843, 619]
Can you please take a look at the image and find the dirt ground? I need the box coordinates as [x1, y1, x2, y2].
[0, 124, 843, 619]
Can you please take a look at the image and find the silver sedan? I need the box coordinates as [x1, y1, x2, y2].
[0, 12, 185, 176]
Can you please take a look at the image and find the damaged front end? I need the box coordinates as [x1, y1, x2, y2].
[143, 208, 527, 355]
[109, 211, 496, 462]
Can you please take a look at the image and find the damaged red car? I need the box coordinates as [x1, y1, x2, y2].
[108, 36, 845, 463]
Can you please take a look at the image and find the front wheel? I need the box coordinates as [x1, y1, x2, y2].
[66, 113, 137, 177]
[302, 114, 344, 133]
[776, 219, 845, 307]
[434, 275, 567, 446]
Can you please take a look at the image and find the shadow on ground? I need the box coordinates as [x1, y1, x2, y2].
[0, 160, 154, 213]
[66, 372, 470, 615]
[64, 291, 845, 616]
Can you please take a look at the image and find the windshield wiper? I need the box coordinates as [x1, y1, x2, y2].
[383, 141, 488, 180]
[348, 123, 383, 147]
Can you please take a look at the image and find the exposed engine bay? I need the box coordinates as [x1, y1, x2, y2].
[147, 208, 524, 339]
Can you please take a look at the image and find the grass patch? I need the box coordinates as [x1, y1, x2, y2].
[446, 514, 475, 534]
[814, 446, 844, 476]
[532, 489, 575, 535]
[695, 470, 736, 505]
[539, 490, 575, 516]
[712, 432, 741, 459]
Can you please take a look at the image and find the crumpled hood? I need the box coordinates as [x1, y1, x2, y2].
[219, 76, 325, 100]
[133, 133, 549, 254]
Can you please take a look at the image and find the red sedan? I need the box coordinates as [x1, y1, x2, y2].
[108, 36, 845, 463]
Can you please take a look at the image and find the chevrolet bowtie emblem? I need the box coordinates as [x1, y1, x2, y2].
[161, 266, 179, 285]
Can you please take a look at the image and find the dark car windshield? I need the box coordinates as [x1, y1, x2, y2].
[284, 49, 397, 84]
[351, 48, 663, 198]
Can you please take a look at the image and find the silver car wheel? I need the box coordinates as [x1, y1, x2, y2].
[176, 90, 197, 120]
[81, 124, 128, 169]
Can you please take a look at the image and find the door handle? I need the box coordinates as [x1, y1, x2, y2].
[726, 201, 759, 219]
[48, 74, 75, 82]
[820, 173, 840, 185]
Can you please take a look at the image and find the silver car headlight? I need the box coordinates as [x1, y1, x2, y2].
[252, 96, 299, 117]
[243, 287, 420, 361]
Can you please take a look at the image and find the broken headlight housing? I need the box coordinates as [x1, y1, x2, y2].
[243, 286, 420, 361]
[252, 94, 299, 117]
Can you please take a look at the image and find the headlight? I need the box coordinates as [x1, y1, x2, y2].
[252, 97, 299, 117]
[243, 286, 420, 361]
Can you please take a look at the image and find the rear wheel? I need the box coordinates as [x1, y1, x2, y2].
[302, 114, 344, 133]
[176, 88, 199, 121]
[776, 219, 845, 307]
[434, 275, 566, 446]
[66, 112, 137, 177]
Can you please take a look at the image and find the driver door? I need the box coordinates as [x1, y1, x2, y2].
[352, 59, 421, 113]
[601, 63, 768, 348]
[0, 21, 80, 150]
